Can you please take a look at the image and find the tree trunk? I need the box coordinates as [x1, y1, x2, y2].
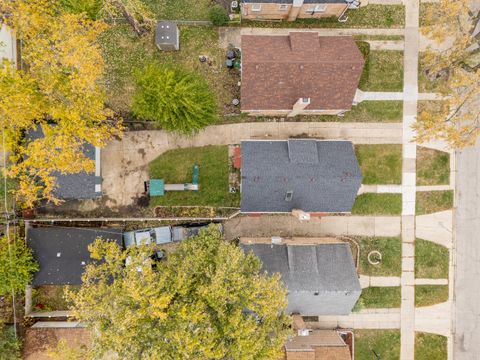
[112, 0, 145, 36]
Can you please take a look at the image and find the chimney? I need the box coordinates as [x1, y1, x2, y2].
[288, 97, 310, 117]
[288, 0, 304, 21]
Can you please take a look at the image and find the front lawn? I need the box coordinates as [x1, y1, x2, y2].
[355, 145, 402, 184]
[359, 51, 404, 92]
[240, 5, 405, 28]
[352, 194, 402, 215]
[415, 285, 449, 307]
[356, 287, 401, 309]
[355, 330, 401, 360]
[416, 191, 453, 215]
[148, 146, 240, 207]
[417, 147, 450, 185]
[358, 237, 402, 277]
[100, 24, 238, 116]
[415, 239, 449, 279]
[415, 332, 447, 360]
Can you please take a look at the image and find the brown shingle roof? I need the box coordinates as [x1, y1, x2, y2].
[282, 330, 352, 360]
[241, 33, 364, 111]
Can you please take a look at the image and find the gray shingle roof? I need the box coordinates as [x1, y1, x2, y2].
[27, 126, 101, 199]
[28, 227, 123, 286]
[240, 140, 362, 213]
[241, 243, 361, 315]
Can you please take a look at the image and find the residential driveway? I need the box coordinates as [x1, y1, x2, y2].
[101, 123, 402, 207]
[453, 139, 480, 360]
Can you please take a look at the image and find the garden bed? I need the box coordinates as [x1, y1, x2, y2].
[154, 206, 238, 218]
[358, 237, 402, 277]
[415, 239, 449, 279]
[32, 285, 79, 312]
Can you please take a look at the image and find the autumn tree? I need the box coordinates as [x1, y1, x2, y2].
[132, 64, 218, 134]
[67, 227, 291, 360]
[415, 0, 480, 147]
[0, 0, 122, 206]
[0, 236, 38, 295]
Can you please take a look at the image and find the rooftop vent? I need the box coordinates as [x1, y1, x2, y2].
[285, 190, 293, 202]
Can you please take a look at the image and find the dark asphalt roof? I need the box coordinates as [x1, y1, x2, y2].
[241, 243, 361, 315]
[28, 227, 123, 286]
[240, 140, 362, 213]
[27, 126, 101, 199]
[241, 0, 348, 4]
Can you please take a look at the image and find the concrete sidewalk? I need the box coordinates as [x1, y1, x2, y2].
[416, 210, 453, 249]
[224, 214, 401, 239]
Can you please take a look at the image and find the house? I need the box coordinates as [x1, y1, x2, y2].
[155, 21, 179, 51]
[240, 139, 362, 214]
[282, 315, 352, 359]
[241, 32, 364, 116]
[240, 0, 351, 21]
[240, 238, 361, 315]
[27, 226, 123, 285]
[27, 126, 102, 200]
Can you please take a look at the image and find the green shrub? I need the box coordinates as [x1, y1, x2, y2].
[132, 64, 218, 134]
[209, 5, 229, 26]
[60, 0, 102, 19]
[0, 322, 21, 360]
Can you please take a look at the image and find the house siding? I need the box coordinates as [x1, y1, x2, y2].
[241, 3, 348, 20]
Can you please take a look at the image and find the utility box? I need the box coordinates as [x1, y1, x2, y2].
[155, 21, 179, 51]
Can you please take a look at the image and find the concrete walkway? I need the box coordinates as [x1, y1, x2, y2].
[416, 210, 453, 249]
[415, 301, 452, 337]
[354, 89, 442, 102]
[224, 214, 401, 239]
[316, 308, 401, 329]
[102, 123, 402, 207]
[359, 184, 453, 194]
[400, 0, 420, 358]
[367, 40, 404, 50]
[360, 275, 448, 288]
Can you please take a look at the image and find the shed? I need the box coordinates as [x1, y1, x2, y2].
[155, 21, 179, 51]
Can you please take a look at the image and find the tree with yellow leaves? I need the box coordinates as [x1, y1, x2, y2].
[67, 227, 291, 360]
[416, 0, 480, 147]
[0, 0, 122, 206]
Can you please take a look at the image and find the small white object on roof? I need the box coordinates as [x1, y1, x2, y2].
[56, 252, 61, 257]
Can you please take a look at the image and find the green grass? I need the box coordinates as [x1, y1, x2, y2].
[144, 0, 211, 20]
[358, 237, 402, 277]
[223, 101, 403, 124]
[100, 24, 239, 115]
[415, 239, 449, 279]
[148, 146, 239, 207]
[359, 51, 404, 91]
[239, 5, 405, 28]
[415, 285, 449, 307]
[352, 194, 402, 215]
[417, 147, 450, 185]
[355, 330, 400, 360]
[415, 332, 447, 360]
[357, 287, 401, 309]
[355, 145, 402, 184]
[416, 191, 453, 215]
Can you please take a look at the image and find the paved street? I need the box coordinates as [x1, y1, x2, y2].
[453, 139, 480, 360]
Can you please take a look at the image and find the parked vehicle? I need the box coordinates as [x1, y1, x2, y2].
[123, 223, 223, 248]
